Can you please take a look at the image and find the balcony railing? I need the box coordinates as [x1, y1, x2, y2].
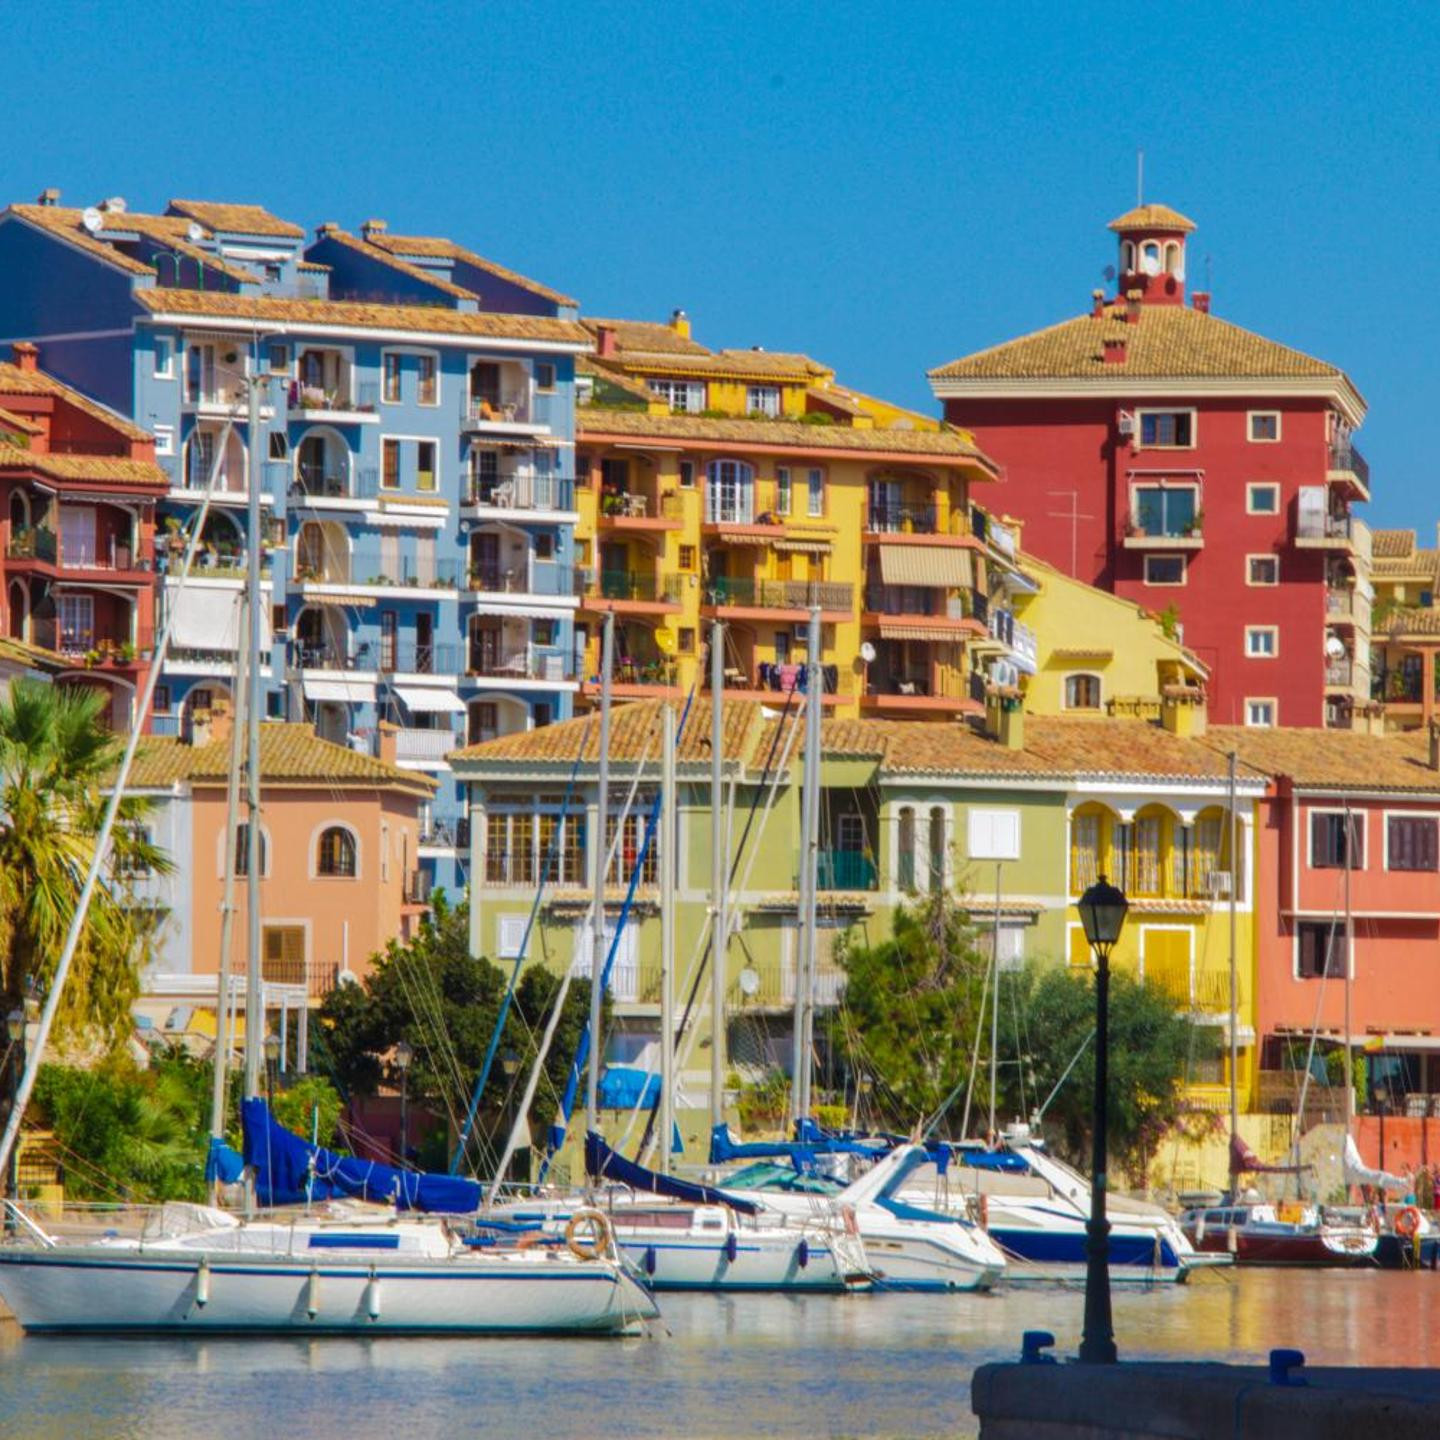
[6, 526, 57, 563]
[707, 661, 847, 696]
[420, 814, 471, 850]
[470, 648, 574, 682]
[461, 393, 541, 428]
[599, 490, 684, 522]
[865, 585, 980, 620]
[868, 500, 937, 534]
[865, 669, 967, 701]
[467, 561, 575, 597]
[813, 850, 878, 892]
[404, 869, 434, 905]
[465, 474, 576, 512]
[42, 624, 154, 665]
[256, 956, 342, 999]
[380, 641, 462, 675]
[587, 570, 684, 605]
[288, 641, 376, 673]
[1326, 589, 1357, 620]
[706, 577, 853, 612]
[288, 381, 379, 416]
[295, 553, 460, 589]
[1296, 510, 1352, 542]
[291, 467, 354, 500]
[988, 607, 1039, 668]
[394, 728, 459, 765]
[1329, 441, 1370, 489]
[1326, 658, 1354, 687]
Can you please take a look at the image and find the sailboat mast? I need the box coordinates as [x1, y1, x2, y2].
[988, 863, 1002, 1140]
[794, 605, 823, 1123]
[1228, 750, 1239, 1142]
[243, 358, 265, 1100]
[710, 619, 727, 1132]
[1343, 798, 1355, 1133]
[586, 610, 615, 1126]
[659, 702, 677, 1174]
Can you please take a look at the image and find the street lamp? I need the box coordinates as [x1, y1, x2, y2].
[263, 1032, 281, 1112]
[5, 1008, 25, 1228]
[1076, 874, 1129, 1366]
[395, 1040, 415, 1166]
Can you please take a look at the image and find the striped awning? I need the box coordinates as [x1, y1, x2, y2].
[713, 533, 773, 547]
[876, 621, 961, 643]
[775, 537, 832, 554]
[876, 545, 972, 588]
[303, 589, 378, 608]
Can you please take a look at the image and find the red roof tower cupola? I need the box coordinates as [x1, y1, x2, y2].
[1108, 203, 1195, 307]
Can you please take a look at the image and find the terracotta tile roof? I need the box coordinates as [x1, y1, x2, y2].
[0, 443, 167, 487]
[8, 204, 156, 274]
[582, 318, 712, 357]
[1372, 529, 1416, 560]
[0, 636, 62, 671]
[166, 200, 305, 239]
[579, 357, 657, 405]
[133, 289, 590, 345]
[931, 301, 1350, 385]
[1206, 726, 1440, 793]
[1107, 203, 1197, 233]
[0, 406, 42, 437]
[125, 723, 436, 793]
[367, 232, 577, 308]
[313, 227, 477, 301]
[0, 361, 152, 442]
[1376, 606, 1440, 638]
[1372, 551, 1438, 583]
[576, 407, 996, 464]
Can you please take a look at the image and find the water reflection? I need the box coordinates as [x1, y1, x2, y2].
[2, 1271, 1438, 1439]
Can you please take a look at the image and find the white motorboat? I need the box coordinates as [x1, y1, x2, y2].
[0, 1201, 658, 1335]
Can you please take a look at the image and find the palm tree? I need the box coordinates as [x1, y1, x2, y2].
[0, 679, 170, 1051]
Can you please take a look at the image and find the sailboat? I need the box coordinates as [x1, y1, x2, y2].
[0, 366, 656, 1337]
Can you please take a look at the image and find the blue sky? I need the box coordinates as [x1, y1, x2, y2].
[10, 3, 1439, 529]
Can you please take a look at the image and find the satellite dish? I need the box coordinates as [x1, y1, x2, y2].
[104, 195, 127, 215]
[738, 967, 760, 998]
[186, 221, 204, 243]
[81, 207, 104, 234]
[1325, 635, 1347, 661]
[859, 641, 877, 664]
[336, 968, 359, 987]
[1102, 264, 1116, 282]
[653, 627, 677, 655]
[1141, 252, 1161, 277]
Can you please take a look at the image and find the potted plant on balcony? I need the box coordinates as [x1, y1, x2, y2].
[1184, 509, 1204, 537]
[117, 642, 136, 665]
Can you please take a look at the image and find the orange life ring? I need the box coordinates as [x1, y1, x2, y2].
[1395, 1206, 1422, 1240]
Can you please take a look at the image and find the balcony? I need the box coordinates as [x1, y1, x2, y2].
[286, 380, 380, 424]
[467, 560, 576, 598]
[394, 727, 460, 767]
[459, 391, 554, 435]
[987, 607, 1038, 673]
[813, 850, 878, 892]
[1325, 658, 1355, 689]
[38, 621, 153, 669]
[379, 641, 462, 676]
[1295, 490, 1355, 549]
[463, 473, 576, 514]
[420, 814, 471, 851]
[598, 489, 685, 531]
[1123, 518, 1204, 550]
[296, 552, 460, 591]
[704, 576, 853, 618]
[469, 648, 575, 684]
[1326, 589, 1360, 624]
[864, 584, 985, 630]
[580, 569, 684, 611]
[6, 526, 57, 563]
[864, 499, 970, 543]
[707, 661, 849, 704]
[736, 960, 846, 1009]
[1328, 441, 1370, 499]
[860, 669, 972, 715]
[288, 640, 376, 674]
[971, 507, 1017, 559]
[404, 868, 434, 905]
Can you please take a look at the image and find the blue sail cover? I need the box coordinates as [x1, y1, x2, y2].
[241, 1099, 483, 1213]
[585, 1131, 759, 1216]
[708, 1122, 890, 1165]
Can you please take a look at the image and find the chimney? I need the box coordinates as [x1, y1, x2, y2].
[36, 188, 60, 208]
[1160, 685, 1208, 739]
[670, 308, 691, 340]
[1091, 288, 1106, 320]
[11, 341, 38, 373]
[1125, 289, 1143, 325]
[1191, 291, 1211, 315]
[377, 720, 399, 767]
[361, 218, 388, 240]
[984, 692, 1025, 750]
[595, 323, 618, 358]
[1102, 336, 1128, 365]
[315, 221, 341, 239]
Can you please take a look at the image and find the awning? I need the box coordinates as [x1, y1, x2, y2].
[877, 545, 972, 588]
[711, 533, 773, 547]
[166, 586, 272, 652]
[302, 589, 378, 608]
[775, 538, 832, 554]
[302, 677, 376, 704]
[876, 621, 962, 643]
[467, 601, 572, 620]
[394, 686, 466, 714]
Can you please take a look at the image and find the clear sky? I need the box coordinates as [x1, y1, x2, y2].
[9, 3, 1439, 530]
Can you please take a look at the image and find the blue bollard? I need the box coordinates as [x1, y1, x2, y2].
[1021, 1331, 1057, 1364]
[1269, 1349, 1307, 1386]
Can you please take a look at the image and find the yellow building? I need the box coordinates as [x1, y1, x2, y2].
[573, 314, 1024, 717]
[1368, 527, 1440, 730]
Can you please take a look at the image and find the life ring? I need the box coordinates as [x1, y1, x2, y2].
[564, 1207, 612, 1260]
[1395, 1206, 1422, 1241]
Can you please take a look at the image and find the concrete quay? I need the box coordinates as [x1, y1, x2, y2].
[972, 1343, 1440, 1439]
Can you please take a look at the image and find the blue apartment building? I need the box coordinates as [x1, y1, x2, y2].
[0, 193, 589, 894]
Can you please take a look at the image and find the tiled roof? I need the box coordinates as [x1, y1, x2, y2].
[9, 205, 156, 274]
[0, 636, 62, 671]
[313, 227, 477, 301]
[0, 406, 42, 437]
[0, 361, 152, 442]
[1108, 203, 1197, 233]
[367, 232, 577, 308]
[0, 446, 166, 486]
[126, 723, 436, 793]
[1376, 606, 1440, 638]
[133, 289, 590, 345]
[1372, 529, 1416, 560]
[576, 407, 996, 463]
[167, 200, 305, 239]
[1373, 551, 1438, 583]
[1206, 726, 1440, 793]
[583, 318, 712, 357]
[929, 302, 1350, 385]
[579, 357, 657, 405]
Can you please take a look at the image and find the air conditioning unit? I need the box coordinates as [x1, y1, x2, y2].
[1205, 871, 1232, 898]
[1117, 410, 1136, 438]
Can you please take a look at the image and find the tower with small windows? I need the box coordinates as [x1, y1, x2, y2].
[1109, 203, 1195, 306]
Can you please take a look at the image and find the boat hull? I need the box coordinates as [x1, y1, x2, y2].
[986, 1224, 1193, 1286]
[619, 1233, 864, 1292]
[0, 1246, 657, 1335]
[1189, 1230, 1378, 1267]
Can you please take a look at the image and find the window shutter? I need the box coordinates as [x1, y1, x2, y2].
[1298, 924, 1317, 978]
[1425, 820, 1438, 872]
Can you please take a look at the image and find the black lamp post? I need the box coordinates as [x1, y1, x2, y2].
[395, 1040, 414, 1165]
[5, 1007, 25, 1231]
[1076, 874, 1129, 1366]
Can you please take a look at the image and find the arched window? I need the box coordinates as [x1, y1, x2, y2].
[928, 806, 946, 893]
[705, 459, 755, 525]
[1141, 240, 1161, 271]
[897, 807, 916, 891]
[232, 822, 269, 878]
[1163, 241, 1182, 276]
[1064, 673, 1102, 711]
[317, 825, 358, 878]
[1121, 240, 1136, 273]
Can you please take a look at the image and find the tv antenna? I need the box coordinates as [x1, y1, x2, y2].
[1046, 490, 1095, 579]
[1137, 148, 1144, 206]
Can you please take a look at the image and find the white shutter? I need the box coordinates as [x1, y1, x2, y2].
[497, 914, 528, 959]
[968, 808, 1021, 861]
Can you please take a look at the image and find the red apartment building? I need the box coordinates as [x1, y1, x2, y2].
[0, 342, 167, 730]
[931, 205, 1371, 731]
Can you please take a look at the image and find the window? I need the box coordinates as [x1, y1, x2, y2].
[1064, 673, 1102, 710]
[928, 807, 946, 893]
[316, 825, 358, 878]
[268, 343, 290, 375]
[706, 459, 755, 524]
[747, 385, 780, 417]
[1138, 410, 1194, 447]
[268, 431, 289, 461]
[967, 808, 1021, 861]
[417, 440, 437, 492]
[1311, 811, 1364, 869]
[232, 822, 269, 878]
[382, 438, 400, 490]
[535, 532, 555, 561]
[806, 467, 825, 518]
[678, 460, 695, 490]
[535, 362, 557, 392]
[897, 807, 917, 891]
[382, 353, 402, 403]
[1248, 555, 1279, 586]
[153, 424, 175, 458]
[114, 823, 153, 878]
[606, 806, 658, 885]
[533, 702, 552, 727]
[1132, 485, 1197, 537]
[152, 684, 172, 715]
[58, 593, 94, 651]
[1245, 626, 1278, 657]
[649, 378, 705, 413]
[1388, 815, 1439, 872]
[1070, 812, 1100, 892]
[1249, 412, 1281, 442]
[1247, 484, 1280, 515]
[153, 337, 174, 379]
[416, 355, 438, 406]
[1245, 698, 1276, 728]
[678, 544, 696, 570]
[1143, 554, 1186, 586]
[677, 628, 695, 654]
[776, 467, 792, 516]
[262, 925, 306, 983]
[1297, 921, 1347, 979]
[532, 618, 556, 646]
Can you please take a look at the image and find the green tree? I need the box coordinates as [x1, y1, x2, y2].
[827, 896, 991, 1131]
[0, 679, 170, 1049]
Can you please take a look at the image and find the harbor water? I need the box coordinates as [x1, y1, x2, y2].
[4, 1269, 1440, 1439]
